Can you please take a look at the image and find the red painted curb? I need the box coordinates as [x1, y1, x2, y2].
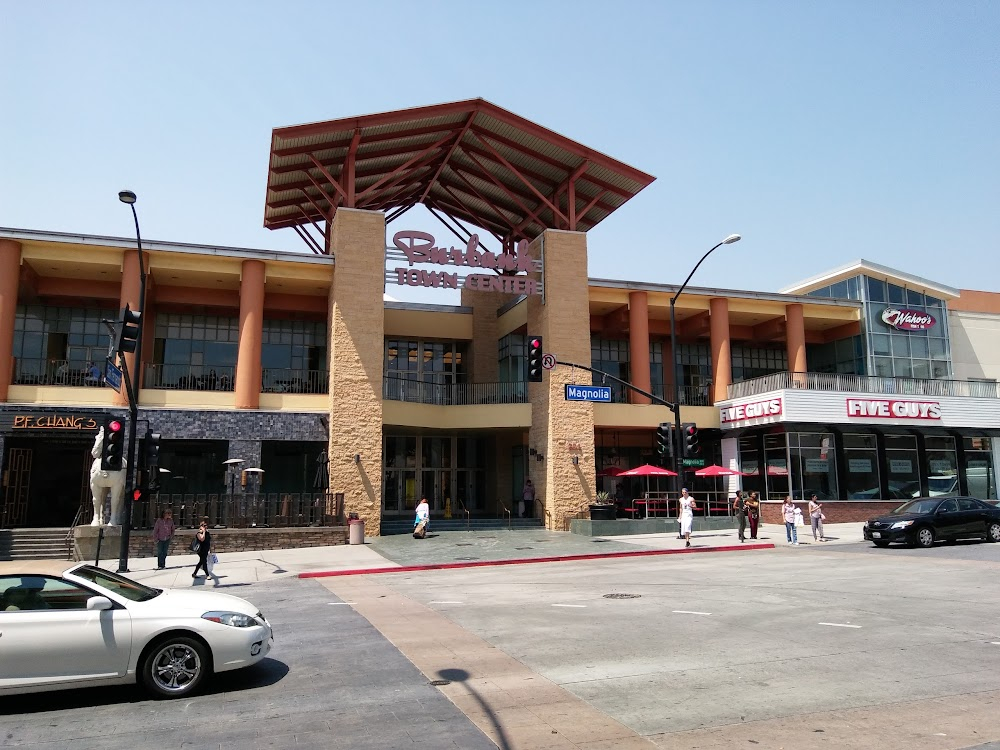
[298, 542, 775, 579]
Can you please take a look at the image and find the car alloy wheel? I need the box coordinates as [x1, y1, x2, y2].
[141, 636, 207, 698]
[915, 527, 935, 548]
[987, 522, 1000, 543]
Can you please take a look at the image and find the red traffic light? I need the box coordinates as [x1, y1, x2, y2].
[530, 338, 540, 349]
[108, 420, 123, 433]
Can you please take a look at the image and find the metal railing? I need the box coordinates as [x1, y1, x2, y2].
[12, 358, 106, 387]
[143, 364, 236, 392]
[382, 378, 528, 405]
[130, 492, 343, 529]
[261, 368, 328, 395]
[727, 371, 1000, 400]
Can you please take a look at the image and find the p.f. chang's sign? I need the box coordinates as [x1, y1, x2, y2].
[881, 308, 936, 331]
[3, 414, 100, 431]
[387, 230, 542, 295]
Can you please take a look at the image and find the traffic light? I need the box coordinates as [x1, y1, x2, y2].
[656, 423, 672, 457]
[684, 423, 700, 457]
[101, 416, 125, 471]
[115, 304, 142, 354]
[143, 430, 162, 491]
[527, 336, 544, 382]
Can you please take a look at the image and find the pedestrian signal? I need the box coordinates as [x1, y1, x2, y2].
[656, 423, 672, 456]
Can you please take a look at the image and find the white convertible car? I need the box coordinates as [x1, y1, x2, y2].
[0, 561, 272, 699]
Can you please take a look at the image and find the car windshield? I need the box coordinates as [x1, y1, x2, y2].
[71, 565, 161, 602]
[891, 499, 940, 516]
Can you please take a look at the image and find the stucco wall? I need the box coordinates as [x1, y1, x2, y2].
[948, 310, 1000, 381]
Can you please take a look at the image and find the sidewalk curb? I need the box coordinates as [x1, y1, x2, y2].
[298, 542, 775, 578]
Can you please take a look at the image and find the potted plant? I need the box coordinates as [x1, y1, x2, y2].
[589, 490, 617, 521]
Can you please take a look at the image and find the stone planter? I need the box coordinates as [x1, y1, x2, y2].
[589, 504, 617, 521]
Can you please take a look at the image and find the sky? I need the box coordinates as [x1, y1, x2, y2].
[1, 1, 997, 305]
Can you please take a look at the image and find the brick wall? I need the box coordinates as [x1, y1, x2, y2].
[127, 526, 348, 559]
[760, 501, 898, 525]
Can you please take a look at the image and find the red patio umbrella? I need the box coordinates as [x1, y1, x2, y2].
[620, 464, 678, 518]
[597, 466, 627, 477]
[694, 465, 745, 477]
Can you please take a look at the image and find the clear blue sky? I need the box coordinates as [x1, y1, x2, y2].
[1, 1, 997, 303]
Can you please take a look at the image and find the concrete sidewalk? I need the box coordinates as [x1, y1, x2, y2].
[102, 521, 867, 589]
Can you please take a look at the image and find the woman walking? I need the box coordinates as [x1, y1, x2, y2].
[782, 496, 799, 545]
[808, 493, 826, 542]
[152, 508, 175, 570]
[733, 492, 748, 542]
[679, 488, 698, 548]
[191, 519, 219, 584]
[746, 492, 760, 540]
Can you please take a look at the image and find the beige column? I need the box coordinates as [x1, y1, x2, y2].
[0, 240, 22, 402]
[527, 230, 596, 530]
[460, 288, 508, 382]
[235, 260, 265, 410]
[628, 291, 651, 404]
[786, 303, 807, 386]
[709, 297, 731, 404]
[327, 209, 385, 534]
[115, 250, 143, 407]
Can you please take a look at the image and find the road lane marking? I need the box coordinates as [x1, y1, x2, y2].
[673, 610, 712, 616]
[819, 622, 862, 628]
[552, 604, 587, 608]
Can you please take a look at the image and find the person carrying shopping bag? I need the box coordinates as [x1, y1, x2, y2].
[808, 493, 826, 541]
[191, 518, 220, 584]
[782, 496, 799, 545]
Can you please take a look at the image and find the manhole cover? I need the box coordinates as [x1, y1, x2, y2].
[456, 543, 474, 546]
[429, 680, 451, 686]
[454, 556, 480, 561]
[592, 539, 611, 543]
[603, 593, 641, 599]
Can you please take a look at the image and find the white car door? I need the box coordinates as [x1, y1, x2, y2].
[0, 575, 132, 689]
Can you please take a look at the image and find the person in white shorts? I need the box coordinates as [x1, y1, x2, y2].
[679, 488, 698, 548]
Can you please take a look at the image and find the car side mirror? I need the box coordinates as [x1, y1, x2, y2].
[86, 596, 113, 611]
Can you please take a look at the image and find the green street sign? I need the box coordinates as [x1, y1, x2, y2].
[682, 458, 706, 468]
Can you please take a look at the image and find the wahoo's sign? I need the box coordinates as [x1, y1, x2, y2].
[881, 308, 936, 331]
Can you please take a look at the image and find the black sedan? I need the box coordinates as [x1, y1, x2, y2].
[863, 496, 1000, 548]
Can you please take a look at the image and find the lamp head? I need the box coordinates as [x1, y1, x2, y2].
[722, 234, 741, 245]
[118, 190, 137, 205]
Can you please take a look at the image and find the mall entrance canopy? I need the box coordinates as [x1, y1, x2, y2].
[264, 98, 655, 254]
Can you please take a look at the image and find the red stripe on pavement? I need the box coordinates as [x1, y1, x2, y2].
[298, 543, 774, 578]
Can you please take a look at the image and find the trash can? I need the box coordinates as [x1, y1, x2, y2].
[348, 517, 365, 545]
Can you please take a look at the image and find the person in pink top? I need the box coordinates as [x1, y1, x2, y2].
[782, 496, 799, 545]
[152, 508, 175, 569]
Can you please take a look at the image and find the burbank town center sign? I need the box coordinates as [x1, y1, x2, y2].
[385, 230, 543, 295]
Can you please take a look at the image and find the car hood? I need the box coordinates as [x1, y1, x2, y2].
[867, 512, 927, 525]
[132, 588, 261, 617]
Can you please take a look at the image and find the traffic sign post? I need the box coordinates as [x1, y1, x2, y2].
[564, 384, 612, 403]
[541, 353, 556, 370]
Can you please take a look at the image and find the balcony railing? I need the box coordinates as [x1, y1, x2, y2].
[728, 371, 1000, 400]
[606, 384, 710, 406]
[12, 358, 105, 387]
[262, 368, 328, 394]
[143, 364, 235, 392]
[127, 492, 343, 529]
[382, 377, 528, 405]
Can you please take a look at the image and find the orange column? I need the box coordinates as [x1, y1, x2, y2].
[628, 291, 651, 404]
[786, 303, 807, 385]
[0, 240, 22, 402]
[235, 260, 265, 409]
[115, 250, 143, 407]
[709, 297, 731, 404]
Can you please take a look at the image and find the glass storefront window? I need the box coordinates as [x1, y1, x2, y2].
[788, 432, 838, 501]
[764, 434, 789, 501]
[738, 436, 762, 497]
[867, 276, 887, 302]
[885, 434, 919, 498]
[963, 437, 996, 500]
[888, 283, 906, 304]
[923, 436, 958, 497]
[843, 434, 880, 499]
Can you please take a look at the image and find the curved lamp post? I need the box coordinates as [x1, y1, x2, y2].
[116, 189, 148, 572]
[670, 234, 741, 488]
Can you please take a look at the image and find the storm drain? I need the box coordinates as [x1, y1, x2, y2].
[603, 593, 641, 599]
[454, 556, 480, 561]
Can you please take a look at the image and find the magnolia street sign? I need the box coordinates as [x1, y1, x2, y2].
[386, 230, 543, 295]
[564, 385, 612, 402]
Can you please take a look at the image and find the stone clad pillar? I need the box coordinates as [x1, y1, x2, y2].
[235, 260, 266, 409]
[628, 291, 651, 404]
[786, 303, 807, 386]
[0, 240, 21, 402]
[709, 297, 731, 404]
[527, 230, 596, 530]
[328, 209, 385, 534]
[115, 250, 143, 407]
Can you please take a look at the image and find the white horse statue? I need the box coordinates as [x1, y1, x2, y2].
[90, 426, 127, 526]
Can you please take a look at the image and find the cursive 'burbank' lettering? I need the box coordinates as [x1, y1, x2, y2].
[392, 230, 534, 273]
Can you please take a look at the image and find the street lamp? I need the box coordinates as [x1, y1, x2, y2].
[116, 189, 148, 572]
[669, 234, 741, 489]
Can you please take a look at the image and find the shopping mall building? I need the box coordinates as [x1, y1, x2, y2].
[1, 99, 998, 533]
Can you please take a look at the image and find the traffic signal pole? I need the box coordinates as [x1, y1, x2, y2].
[117, 193, 147, 573]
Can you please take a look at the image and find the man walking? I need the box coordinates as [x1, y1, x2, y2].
[733, 492, 748, 542]
[152, 508, 175, 569]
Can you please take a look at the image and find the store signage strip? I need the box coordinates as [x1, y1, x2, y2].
[881, 308, 936, 331]
[845, 398, 942, 420]
[720, 397, 783, 424]
[1, 414, 101, 431]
